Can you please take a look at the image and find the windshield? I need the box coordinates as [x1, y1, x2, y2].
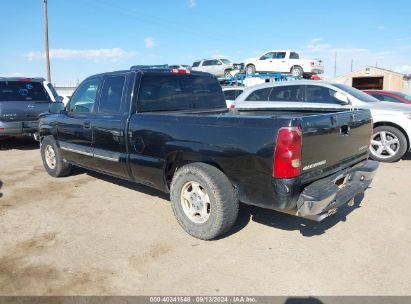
[0, 81, 50, 102]
[220, 59, 231, 64]
[332, 83, 380, 102]
[395, 92, 411, 102]
[137, 73, 226, 112]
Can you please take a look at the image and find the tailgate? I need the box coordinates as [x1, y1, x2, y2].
[0, 80, 51, 122]
[300, 109, 371, 180]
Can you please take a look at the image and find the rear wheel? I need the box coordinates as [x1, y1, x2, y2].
[170, 162, 239, 240]
[246, 64, 256, 75]
[369, 126, 407, 162]
[40, 136, 72, 177]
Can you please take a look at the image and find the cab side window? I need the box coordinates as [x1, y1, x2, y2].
[68, 78, 100, 113]
[305, 85, 338, 104]
[269, 85, 304, 102]
[98, 75, 125, 114]
[245, 88, 272, 101]
[223, 90, 236, 100]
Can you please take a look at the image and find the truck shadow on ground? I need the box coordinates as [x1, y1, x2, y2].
[402, 152, 411, 160]
[227, 193, 365, 238]
[0, 136, 38, 151]
[83, 169, 363, 238]
[86, 170, 170, 201]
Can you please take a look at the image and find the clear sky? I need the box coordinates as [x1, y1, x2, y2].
[1, 0, 410, 84]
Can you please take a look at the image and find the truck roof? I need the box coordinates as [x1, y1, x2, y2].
[0, 77, 45, 82]
[86, 67, 213, 79]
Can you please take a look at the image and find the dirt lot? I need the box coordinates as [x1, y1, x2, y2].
[0, 137, 410, 296]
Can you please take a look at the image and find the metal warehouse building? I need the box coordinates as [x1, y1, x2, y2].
[332, 66, 411, 94]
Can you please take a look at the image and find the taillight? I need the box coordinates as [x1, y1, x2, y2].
[170, 69, 190, 74]
[273, 127, 302, 178]
[230, 103, 236, 108]
[310, 61, 315, 67]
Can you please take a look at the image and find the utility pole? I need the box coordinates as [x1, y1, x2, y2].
[333, 52, 337, 78]
[43, 0, 51, 82]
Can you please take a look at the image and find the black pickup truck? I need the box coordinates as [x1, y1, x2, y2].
[38, 66, 378, 240]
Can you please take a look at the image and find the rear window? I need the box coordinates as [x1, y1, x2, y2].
[0, 81, 50, 102]
[137, 74, 226, 112]
[192, 61, 200, 67]
[290, 52, 299, 59]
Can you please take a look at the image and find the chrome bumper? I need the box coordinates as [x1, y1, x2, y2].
[296, 160, 379, 221]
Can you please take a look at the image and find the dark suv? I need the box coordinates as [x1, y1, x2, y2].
[0, 77, 59, 137]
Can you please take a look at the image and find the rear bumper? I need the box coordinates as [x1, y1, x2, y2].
[0, 120, 38, 136]
[296, 160, 379, 220]
[310, 68, 324, 74]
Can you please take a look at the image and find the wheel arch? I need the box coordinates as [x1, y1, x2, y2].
[373, 121, 410, 150]
[164, 152, 227, 190]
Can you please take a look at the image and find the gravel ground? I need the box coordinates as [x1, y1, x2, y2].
[0, 137, 410, 296]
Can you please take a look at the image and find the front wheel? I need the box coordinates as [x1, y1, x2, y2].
[246, 65, 256, 75]
[369, 126, 407, 162]
[170, 163, 239, 240]
[40, 136, 72, 177]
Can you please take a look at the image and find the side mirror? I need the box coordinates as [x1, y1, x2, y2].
[49, 101, 65, 114]
[334, 91, 350, 105]
[57, 96, 64, 102]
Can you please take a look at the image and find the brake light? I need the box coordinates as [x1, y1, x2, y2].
[170, 69, 190, 74]
[18, 78, 32, 82]
[273, 127, 302, 178]
[0, 128, 4, 132]
[310, 61, 315, 67]
[230, 103, 236, 108]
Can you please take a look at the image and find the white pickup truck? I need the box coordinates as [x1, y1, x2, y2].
[244, 50, 324, 77]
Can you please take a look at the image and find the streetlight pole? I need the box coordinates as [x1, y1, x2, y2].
[43, 0, 51, 82]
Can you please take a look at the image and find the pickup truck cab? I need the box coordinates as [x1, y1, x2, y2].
[39, 66, 378, 240]
[0, 77, 60, 137]
[244, 50, 324, 77]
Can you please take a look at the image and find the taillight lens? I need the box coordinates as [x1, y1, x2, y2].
[310, 61, 315, 67]
[230, 103, 236, 108]
[170, 69, 190, 74]
[273, 127, 302, 178]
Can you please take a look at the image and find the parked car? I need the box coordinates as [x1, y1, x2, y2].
[0, 77, 60, 137]
[222, 86, 244, 107]
[39, 67, 377, 240]
[232, 80, 411, 162]
[169, 64, 192, 71]
[192, 58, 234, 77]
[244, 50, 324, 77]
[364, 90, 411, 105]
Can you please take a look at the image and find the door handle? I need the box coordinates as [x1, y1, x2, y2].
[27, 105, 35, 109]
[83, 121, 91, 129]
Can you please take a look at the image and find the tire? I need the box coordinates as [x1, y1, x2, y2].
[290, 66, 304, 77]
[369, 126, 408, 162]
[40, 136, 72, 177]
[246, 64, 256, 75]
[170, 162, 239, 240]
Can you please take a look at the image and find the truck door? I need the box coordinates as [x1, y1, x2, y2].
[91, 74, 128, 178]
[57, 77, 101, 168]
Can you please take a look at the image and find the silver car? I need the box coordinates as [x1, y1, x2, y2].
[232, 80, 411, 162]
[192, 59, 234, 77]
